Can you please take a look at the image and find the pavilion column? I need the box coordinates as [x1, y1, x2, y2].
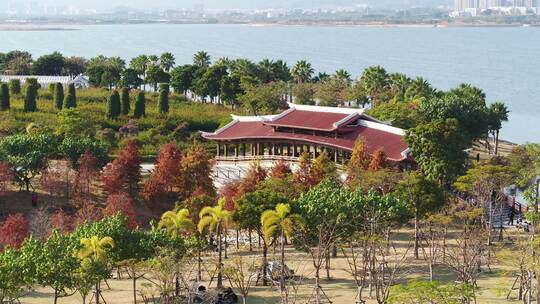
[234, 144, 239, 157]
[334, 149, 338, 163]
[293, 143, 297, 157]
[224, 144, 228, 157]
[272, 143, 275, 156]
[242, 144, 246, 157]
[312, 145, 316, 158]
[216, 143, 221, 157]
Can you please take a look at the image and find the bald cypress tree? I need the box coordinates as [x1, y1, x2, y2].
[158, 83, 169, 114]
[23, 78, 38, 112]
[121, 87, 130, 115]
[134, 91, 146, 118]
[107, 91, 121, 120]
[0, 83, 10, 110]
[64, 83, 77, 109]
[54, 83, 64, 110]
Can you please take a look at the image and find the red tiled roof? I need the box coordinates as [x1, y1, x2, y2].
[266, 110, 353, 131]
[203, 121, 408, 161]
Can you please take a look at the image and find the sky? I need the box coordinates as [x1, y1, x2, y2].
[16, 0, 452, 11]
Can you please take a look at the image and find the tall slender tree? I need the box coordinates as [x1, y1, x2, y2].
[23, 78, 38, 112]
[133, 91, 146, 118]
[54, 82, 64, 110]
[158, 83, 169, 114]
[198, 199, 232, 290]
[107, 91, 121, 120]
[63, 83, 77, 109]
[0, 83, 9, 110]
[120, 87, 130, 115]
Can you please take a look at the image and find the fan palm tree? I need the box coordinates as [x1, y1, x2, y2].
[193, 51, 211, 68]
[334, 69, 352, 83]
[159, 52, 176, 72]
[291, 60, 314, 83]
[158, 209, 196, 238]
[272, 59, 291, 82]
[198, 198, 233, 290]
[258, 59, 275, 83]
[405, 77, 435, 101]
[359, 65, 389, 106]
[261, 204, 303, 304]
[388, 73, 411, 101]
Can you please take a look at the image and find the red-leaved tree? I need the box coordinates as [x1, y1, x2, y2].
[50, 209, 75, 234]
[75, 200, 103, 226]
[238, 161, 267, 195]
[73, 150, 99, 204]
[102, 139, 141, 195]
[104, 192, 138, 229]
[368, 148, 388, 172]
[0, 213, 29, 249]
[270, 158, 292, 179]
[220, 181, 241, 211]
[0, 161, 13, 195]
[142, 143, 182, 202]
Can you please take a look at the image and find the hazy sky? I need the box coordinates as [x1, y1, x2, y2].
[26, 0, 451, 10]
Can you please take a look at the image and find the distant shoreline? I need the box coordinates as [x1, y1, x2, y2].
[0, 25, 78, 31]
[0, 21, 538, 30]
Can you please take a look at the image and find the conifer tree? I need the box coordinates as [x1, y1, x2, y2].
[107, 90, 121, 119]
[158, 83, 169, 114]
[9, 79, 20, 95]
[120, 87, 130, 115]
[134, 91, 146, 118]
[63, 83, 77, 109]
[142, 143, 182, 201]
[23, 78, 38, 112]
[54, 82, 64, 110]
[0, 83, 10, 110]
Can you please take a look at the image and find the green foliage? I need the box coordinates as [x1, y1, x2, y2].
[0, 82, 9, 110]
[23, 78, 38, 112]
[388, 280, 474, 304]
[406, 119, 469, 183]
[58, 136, 109, 168]
[234, 190, 288, 232]
[9, 79, 21, 95]
[55, 108, 95, 137]
[0, 133, 56, 190]
[120, 87, 130, 115]
[367, 100, 421, 129]
[0, 248, 30, 303]
[238, 82, 285, 115]
[32, 52, 64, 75]
[54, 82, 64, 110]
[395, 171, 446, 219]
[63, 83, 77, 109]
[170, 64, 197, 94]
[107, 90, 121, 120]
[508, 143, 540, 203]
[159, 83, 170, 114]
[134, 91, 146, 118]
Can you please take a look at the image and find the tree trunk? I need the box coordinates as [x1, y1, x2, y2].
[95, 282, 100, 304]
[262, 241, 269, 286]
[249, 229, 253, 252]
[197, 247, 202, 281]
[315, 266, 321, 304]
[217, 225, 223, 290]
[133, 277, 137, 304]
[236, 229, 240, 249]
[280, 232, 287, 304]
[54, 289, 58, 304]
[414, 204, 420, 259]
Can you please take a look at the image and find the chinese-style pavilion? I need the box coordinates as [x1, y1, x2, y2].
[202, 103, 411, 166]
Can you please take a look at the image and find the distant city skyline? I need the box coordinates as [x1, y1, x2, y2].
[2, 0, 453, 14]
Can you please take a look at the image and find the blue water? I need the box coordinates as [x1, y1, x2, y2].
[1, 24, 539, 143]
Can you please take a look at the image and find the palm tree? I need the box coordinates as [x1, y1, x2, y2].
[78, 236, 115, 262]
[272, 60, 291, 82]
[77, 236, 115, 304]
[158, 208, 196, 238]
[261, 204, 303, 304]
[159, 52, 176, 72]
[405, 77, 435, 101]
[334, 69, 352, 83]
[258, 59, 275, 83]
[291, 60, 314, 83]
[359, 65, 389, 106]
[193, 51, 211, 69]
[388, 73, 411, 101]
[488, 101, 509, 155]
[198, 198, 233, 290]
[158, 209, 196, 295]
